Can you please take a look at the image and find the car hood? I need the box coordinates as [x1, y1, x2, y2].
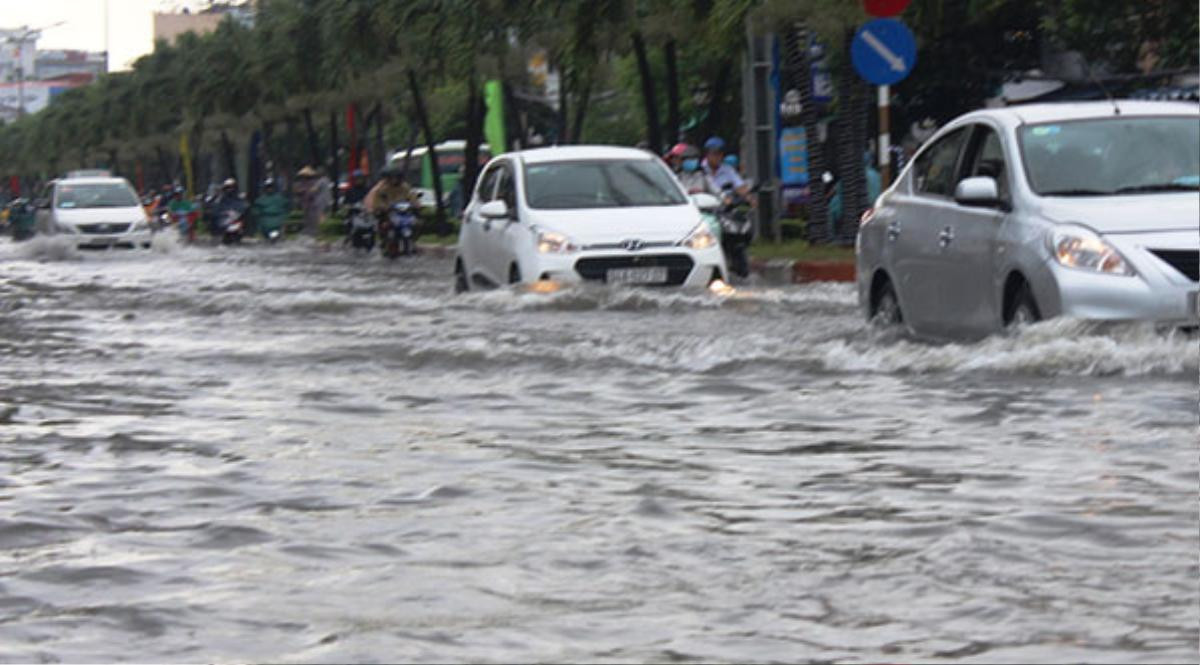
[1034, 192, 1199, 234]
[54, 206, 146, 225]
[524, 204, 702, 245]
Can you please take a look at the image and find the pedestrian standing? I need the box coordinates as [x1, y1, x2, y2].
[294, 166, 321, 236]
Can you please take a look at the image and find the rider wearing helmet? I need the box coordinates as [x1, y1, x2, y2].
[167, 184, 199, 242]
[207, 177, 247, 240]
[702, 136, 752, 203]
[364, 164, 419, 217]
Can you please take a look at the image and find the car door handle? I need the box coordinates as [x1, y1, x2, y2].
[938, 226, 955, 247]
[886, 221, 901, 241]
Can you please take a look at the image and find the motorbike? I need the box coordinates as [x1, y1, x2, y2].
[346, 204, 376, 252]
[219, 209, 245, 245]
[7, 199, 36, 241]
[379, 201, 417, 259]
[717, 185, 755, 279]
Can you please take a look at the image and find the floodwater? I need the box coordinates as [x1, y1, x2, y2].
[0, 237, 1196, 664]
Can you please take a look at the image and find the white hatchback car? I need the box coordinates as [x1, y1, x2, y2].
[454, 146, 727, 291]
[34, 176, 153, 250]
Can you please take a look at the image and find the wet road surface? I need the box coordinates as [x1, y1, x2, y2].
[0, 237, 1196, 663]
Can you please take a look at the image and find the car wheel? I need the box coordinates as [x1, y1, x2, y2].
[454, 260, 470, 294]
[508, 263, 522, 285]
[1006, 284, 1040, 328]
[872, 280, 903, 327]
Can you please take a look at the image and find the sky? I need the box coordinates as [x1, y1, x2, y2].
[0, 0, 204, 72]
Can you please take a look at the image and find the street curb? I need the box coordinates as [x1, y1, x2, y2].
[749, 258, 856, 284]
[416, 243, 457, 259]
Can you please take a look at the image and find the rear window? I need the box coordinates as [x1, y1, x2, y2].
[56, 183, 139, 209]
[523, 159, 687, 209]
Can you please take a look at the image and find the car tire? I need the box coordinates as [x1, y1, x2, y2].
[454, 260, 470, 294]
[872, 280, 903, 328]
[509, 263, 522, 285]
[1006, 284, 1041, 328]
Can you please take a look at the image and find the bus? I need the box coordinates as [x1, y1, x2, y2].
[386, 140, 491, 210]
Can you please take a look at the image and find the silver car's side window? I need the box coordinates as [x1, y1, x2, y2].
[913, 128, 968, 198]
[967, 128, 1010, 201]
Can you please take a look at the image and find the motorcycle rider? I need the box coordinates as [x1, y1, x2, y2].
[251, 178, 289, 241]
[677, 145, 720, 196]
[207, 178, 247, 242]
[701, 136, 753, 205]
[363, 164, 420, 217]
[167, 185, 199, 243]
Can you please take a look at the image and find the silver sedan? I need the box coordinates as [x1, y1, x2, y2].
[856, 100, 1199, 340]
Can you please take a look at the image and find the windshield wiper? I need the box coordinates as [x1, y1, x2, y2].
[1039, 189, 1113, 197]
[1112, 183, 1200, 194]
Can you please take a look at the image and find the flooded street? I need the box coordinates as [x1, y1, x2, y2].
[0, 238, 1196, 663]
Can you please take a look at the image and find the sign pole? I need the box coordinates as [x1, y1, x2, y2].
[878, 84, 891, 187]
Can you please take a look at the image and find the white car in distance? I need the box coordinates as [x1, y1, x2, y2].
[454, 146, 727, 291]
[34, 175, 153, 250]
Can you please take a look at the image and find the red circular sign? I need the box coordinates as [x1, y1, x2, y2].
[863, 0, 911, 17]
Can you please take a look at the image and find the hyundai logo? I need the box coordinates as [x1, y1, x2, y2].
[621, 239, 644, 251]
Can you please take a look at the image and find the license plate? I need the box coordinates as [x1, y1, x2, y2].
[607, 266, 668, 285]
[83, 236, 115, 246]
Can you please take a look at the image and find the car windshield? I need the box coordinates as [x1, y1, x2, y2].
[523, 159, 687, 209]
[56, 183, 139, 209]
[1019, 116, 1200, 196]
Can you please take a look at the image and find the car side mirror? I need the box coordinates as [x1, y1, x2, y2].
[954, 176, 1006, 209]
[479, 199, 509, 219]
[35, 198, 50, 210]
[691, 193, 721, 211]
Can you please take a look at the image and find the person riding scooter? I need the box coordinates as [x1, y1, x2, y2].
[364, 166, 421, 258]
[251, 178, 289, 243]
[207, 178, 248, 243]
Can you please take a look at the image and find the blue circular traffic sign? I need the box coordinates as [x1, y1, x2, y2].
[851, 18, 917, 85]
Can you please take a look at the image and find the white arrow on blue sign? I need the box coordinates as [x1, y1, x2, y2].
[851, 18, 917, 85]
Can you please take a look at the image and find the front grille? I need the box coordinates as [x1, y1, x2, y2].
[1150, 249, 1199, 282]
[78, 223, 131, 234]
[574, 254, 695, 286]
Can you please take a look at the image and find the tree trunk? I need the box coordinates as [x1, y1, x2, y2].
[155, 146, 171, 188]
[556, 64, 568, 145]
[785, 22, 829, 244]
[463, 74, 484, 198]
[328, 109, 340, 214]
[632, 31, 663, 154]
[836, 27, 869, 245]
[701, 60, 732, 143]
[409, 69, 448, 234]
[302, 108, 321, 168]
[571, 76, 592, 144]
[664, 40, 681, 145]
[220, 131, 237, 183]
[501, 80, 525, 150]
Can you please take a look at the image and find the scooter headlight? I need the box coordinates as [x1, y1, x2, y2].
[680, 222, 717, 250]
[1050, 225, 1135, 276]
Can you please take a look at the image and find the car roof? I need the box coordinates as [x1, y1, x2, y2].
[954, 100, 1199, 129]
[55, 177, 132, 186]
[514, 145, 659, 165]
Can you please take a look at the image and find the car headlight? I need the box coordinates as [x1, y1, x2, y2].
[1050, 225, 1134, 276]
[680, 222, 717, 250]
[534, 227, 577, 254]
[133, 219, 150, 232]
[55, 221, 78, 234]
